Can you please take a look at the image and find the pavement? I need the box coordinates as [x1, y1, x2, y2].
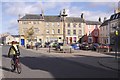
[22, 47, 120, 71]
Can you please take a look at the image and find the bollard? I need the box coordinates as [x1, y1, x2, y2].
[70, 48, 71, 53]
[49, 46, 50, 53]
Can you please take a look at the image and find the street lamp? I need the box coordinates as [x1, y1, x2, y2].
[61, 9, 67, 46]
[113, 26, 119, 59]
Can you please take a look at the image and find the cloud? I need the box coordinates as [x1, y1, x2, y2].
[3, 2, 40, 16]
[65, 4, 112, 21]
[2, 1, 117, 35]
[1, 0, 119, 2]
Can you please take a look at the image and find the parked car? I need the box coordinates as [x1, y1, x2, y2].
[0, 43, 3, 46]
[36, 42, 42, 48]
[26, 44, 30, 49]
[90, 43, 100, 51]
[71, 43, 80, 50]
[44, 42, 50, 48]
[81, 42, 90, 50]
[49, 42, 58, 48]
[97, 44, 112, 52]
[55, 43, 63, 51]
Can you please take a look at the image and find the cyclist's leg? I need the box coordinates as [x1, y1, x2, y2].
[12, 55, 16, 71]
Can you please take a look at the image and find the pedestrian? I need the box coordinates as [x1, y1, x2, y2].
[35, 42, 38, 50]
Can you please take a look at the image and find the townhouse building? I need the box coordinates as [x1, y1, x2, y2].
[1, 35, 20, 45]
[18, 10, 101, 47]
[84, 20, 101, 43]
[18, 12, 86, 46]
[109, 12, 120, 45]
[99, 20, 110, 44]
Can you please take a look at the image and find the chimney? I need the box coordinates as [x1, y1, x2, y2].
[98, 17, 101, 22]
[18, 14, 21, 19]
[59, 10, 62, 17]
[81, 13, 84, 19]
[104, 17, 107, 22]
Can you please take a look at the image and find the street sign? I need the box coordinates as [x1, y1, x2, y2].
[115, 30, 119, 36]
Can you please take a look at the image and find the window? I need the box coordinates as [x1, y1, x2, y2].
[112, 24, 114, 28]
[52, 29, 55, 34]
[68, 23, 70, 27]
[79, 23, 81, 27]
[89, 31, 91, 35]
[33, 21, 36, 24]
[57, 22, 60, 27]
[67, 30, 70, 35]
[73, 23, 76, 27]
[79, 30, 82, 34]
[52, 23, 54, 26]
[88, 25, 91, 29]
[22, 21, 28, 24]
[34, 28, 39, 32]
[94, 25, 97, 29]
[73, 30, 76, 35]
[71, 23, 73, 27]
[23, 28, 28, 32]
[58, 29, 60, 34]
[46, 29, 49, 34]
[106, 25, 108, 30]
[116, 14, 119, 18]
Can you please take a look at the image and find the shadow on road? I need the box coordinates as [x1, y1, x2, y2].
[2, 55, 9, 58]
[0, 66, 11, 72]
[19, 56, 118, 78]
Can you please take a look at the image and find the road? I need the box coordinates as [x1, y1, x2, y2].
[1, 45, 119, 79]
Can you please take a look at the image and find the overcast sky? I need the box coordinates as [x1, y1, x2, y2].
[0, 0, 119, 35]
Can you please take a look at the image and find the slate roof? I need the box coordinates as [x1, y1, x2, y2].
[85, 21, 102, 25]
[19, 14, 102, 25]
[19, 14, 85, 22]
[19, 14, 44, 21]
[66, 17, 85, 22]
[100, 20, 109, 27]
[44, 16, 61, 22]
[11, 35, 20, 37]
[110, 12, 120, 21]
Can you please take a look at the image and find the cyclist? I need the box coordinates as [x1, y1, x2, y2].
[8, 41, 20, 71]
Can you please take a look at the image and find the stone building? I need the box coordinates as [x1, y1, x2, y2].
[18, 10, 101, 47]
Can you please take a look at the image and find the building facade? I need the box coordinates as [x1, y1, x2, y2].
[18, 10, 101, 47]
[18, 13, 86, 46]
[99, 20, 110, 44]
[109, 12, 120, 45]
[84, 21, 101, 43]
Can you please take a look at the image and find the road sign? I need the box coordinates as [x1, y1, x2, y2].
[115, 30, 119, 36]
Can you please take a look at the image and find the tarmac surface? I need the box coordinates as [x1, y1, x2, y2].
[27, 47, 120, 71]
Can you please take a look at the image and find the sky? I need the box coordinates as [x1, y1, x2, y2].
[0, 0, 119, 35]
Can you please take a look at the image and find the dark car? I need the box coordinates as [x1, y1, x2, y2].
[44, 42, 50, 48]
[26, 44, 30, 49]
[36, 42, 42, 48]
[90, 43, 100, 51]
[55, 43, 63, 51]
[81, 42, 90, 50]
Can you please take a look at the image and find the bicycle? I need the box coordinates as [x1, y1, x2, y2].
[11, 55, 22, 74]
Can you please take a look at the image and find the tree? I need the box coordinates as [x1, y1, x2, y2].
[24, 26, 34, 48]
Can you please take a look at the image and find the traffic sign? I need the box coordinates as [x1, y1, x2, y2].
[115, 30, 119, 36]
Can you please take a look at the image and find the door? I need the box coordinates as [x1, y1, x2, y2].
[21, 39, 25, 46]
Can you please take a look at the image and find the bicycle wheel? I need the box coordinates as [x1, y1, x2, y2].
[16, 62, 22, 74]
[11, 59, 15, 70]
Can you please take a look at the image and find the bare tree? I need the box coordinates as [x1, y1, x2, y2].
[25, 26, 34, 49]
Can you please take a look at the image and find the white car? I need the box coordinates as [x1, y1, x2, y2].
[0, 43, 3, 46]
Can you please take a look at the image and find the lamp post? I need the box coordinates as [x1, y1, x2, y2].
[61, 9, 67, 46]
[114, 26, 119, 59]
